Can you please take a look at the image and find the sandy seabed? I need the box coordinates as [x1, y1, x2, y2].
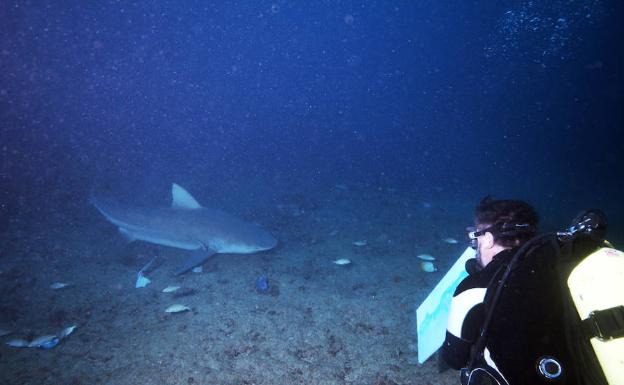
[0, 185, 470, 385]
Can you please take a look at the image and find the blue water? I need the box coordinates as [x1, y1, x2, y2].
[0, 1, 622, 384]
[1, 1, 622, 231]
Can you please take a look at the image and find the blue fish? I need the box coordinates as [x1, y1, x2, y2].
[39, 337, 60, 349]
[255, 276, 269, 293]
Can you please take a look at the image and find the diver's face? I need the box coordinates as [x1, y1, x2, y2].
[470, 223, 495, 268]
[475, 236, 488, 267]
[476, 228, 501, 268]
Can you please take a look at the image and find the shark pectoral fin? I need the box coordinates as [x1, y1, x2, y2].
[174, 248, 217, 276]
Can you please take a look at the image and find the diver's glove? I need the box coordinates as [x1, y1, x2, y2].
[465, 258, 482, 275]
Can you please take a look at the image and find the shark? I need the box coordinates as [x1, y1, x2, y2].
[91, 183, 277, 275]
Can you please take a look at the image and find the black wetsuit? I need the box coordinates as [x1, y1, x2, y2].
[442, 249, 514, 381]
[442, 246, 574, 384]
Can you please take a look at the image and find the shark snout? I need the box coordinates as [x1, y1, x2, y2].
[218, 229, 277, 254]
[256, 232, 278, 251]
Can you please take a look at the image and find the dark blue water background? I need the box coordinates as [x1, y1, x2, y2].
[1, 1, 622, 239]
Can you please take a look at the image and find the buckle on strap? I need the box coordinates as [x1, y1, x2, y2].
[582, 305, 624, 341]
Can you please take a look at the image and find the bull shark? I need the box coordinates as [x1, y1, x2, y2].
[91, 183, 277, 275]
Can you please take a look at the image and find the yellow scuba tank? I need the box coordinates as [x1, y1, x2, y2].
[567, 247, 624, 385]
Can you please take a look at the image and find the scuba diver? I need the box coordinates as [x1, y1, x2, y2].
[442, 197, 547, 384]
[441, 197, 616, 384]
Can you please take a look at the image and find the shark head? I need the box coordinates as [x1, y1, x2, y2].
[244, 229, 278, 251]
[203, 220, 277, 253]
[171, 183, 277, 253]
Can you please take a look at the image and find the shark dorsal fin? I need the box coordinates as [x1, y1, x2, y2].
[171, 183, 202, 209]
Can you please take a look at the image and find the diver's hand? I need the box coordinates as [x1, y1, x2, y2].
[465, 258, 482, 275]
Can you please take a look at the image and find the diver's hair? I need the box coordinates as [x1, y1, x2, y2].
[474, 196, 539, 247]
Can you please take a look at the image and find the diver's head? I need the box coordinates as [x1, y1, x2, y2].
[468, 196, 539, 267]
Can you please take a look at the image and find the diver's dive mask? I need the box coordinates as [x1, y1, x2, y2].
[467, 223, 532, 250]
[466, 226, 491, 273]
[467, 226, 490, 250]
[466, 223, 532, 273]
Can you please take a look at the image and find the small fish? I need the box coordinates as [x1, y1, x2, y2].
[0, 329, 12, 337]
[165, 304, 191, 313]
[59, 325, 77, 339]
[352, 240, 367, 247]
[333, 258, 352, 265]
[136, 256, 157, 288]
[50, 282, 71, 290]
[192, 266, 203, 273]
[135, 272, 151, 288]
[416, 254, 436, 261]
[420, 261, 437, 273]
[162, 285, 181, 293]
[28, 335, 59, 348]
[442, 238, 459, 244]
[255, 276, 269, 293]
[6, 338, 29, 348]
[39, 339, 60, 349]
